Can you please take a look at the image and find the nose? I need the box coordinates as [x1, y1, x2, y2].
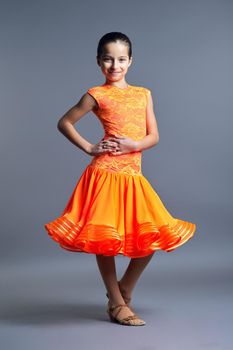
[111, 60, 119, 69]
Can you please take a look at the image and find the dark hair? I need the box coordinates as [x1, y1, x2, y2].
[97, 32, 132, 59]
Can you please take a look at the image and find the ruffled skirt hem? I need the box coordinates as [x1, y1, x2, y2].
[44, 215, 196, 258]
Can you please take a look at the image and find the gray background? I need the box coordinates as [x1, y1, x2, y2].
[1, 0, 232, 349]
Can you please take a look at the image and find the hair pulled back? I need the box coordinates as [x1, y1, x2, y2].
[97, 32, 132, 59]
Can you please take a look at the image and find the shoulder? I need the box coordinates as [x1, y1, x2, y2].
[86, 85, 103, 95]
[130, 85, 152, 103]
[86, 86, 106, 109]
[131, 85, 151, 94]
[86, 85, 106, 100]
[130, 86, 153, 108]
[86, 85, 106, 94]
[141, 86, 152, 102]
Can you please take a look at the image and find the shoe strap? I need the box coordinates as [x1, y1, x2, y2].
[109, 303, 128, 312]
[108, 304, 145, 323]
[109, 304, 128, 317]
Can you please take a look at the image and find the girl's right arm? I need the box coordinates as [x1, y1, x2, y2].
[57, 93, 98, 155]
[57, 93, 119, 156]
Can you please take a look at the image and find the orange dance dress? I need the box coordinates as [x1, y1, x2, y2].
[44, 83, 197, 258]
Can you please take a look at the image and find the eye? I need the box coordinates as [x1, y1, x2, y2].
[103, 58, 127, 62]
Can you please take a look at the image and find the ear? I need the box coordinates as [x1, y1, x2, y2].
[128, 56, 133, 67]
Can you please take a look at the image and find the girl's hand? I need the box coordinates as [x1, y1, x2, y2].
[105, 135, 137, 156]
[88, 138, 119, 156]
[88, 135, 137, 156]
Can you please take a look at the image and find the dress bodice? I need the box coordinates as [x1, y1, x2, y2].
[86, 84, 151, 175]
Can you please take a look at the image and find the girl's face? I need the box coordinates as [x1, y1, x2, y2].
[97, 41, 132, 83]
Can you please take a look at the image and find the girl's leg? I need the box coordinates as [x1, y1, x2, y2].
[118, 252, 155, 300]
[95, 254, 137, 319]
[95, 254, 125, 306]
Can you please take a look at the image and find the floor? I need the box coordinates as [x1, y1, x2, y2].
[0, 250, 232, 350]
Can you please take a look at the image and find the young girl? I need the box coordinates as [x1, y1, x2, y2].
[44, 32, 196, 326]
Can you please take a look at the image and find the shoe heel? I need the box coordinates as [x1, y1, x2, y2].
[107, 308, 116, 322]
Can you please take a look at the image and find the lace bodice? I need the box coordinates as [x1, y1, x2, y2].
[86, 83, 151, 175]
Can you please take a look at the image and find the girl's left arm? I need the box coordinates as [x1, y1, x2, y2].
[134, 91, 159, 152]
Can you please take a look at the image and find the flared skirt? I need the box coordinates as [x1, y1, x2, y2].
[44, 164, 196, 258]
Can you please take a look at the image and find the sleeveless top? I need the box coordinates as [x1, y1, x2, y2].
[86, 83, 151, 176]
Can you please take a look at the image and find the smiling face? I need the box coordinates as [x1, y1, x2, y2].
[97, 40, 133, 85]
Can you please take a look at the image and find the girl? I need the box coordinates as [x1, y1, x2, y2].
[44, 32, 196, 326]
